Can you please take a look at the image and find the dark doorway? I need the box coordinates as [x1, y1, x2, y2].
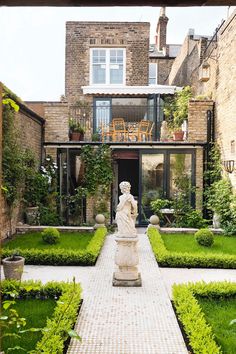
[118, 159, 139, 198]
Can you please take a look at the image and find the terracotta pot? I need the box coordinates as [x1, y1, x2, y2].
[70, 132, 84, 141]
[173, 130, 184, 141]
[2, 256, 25, 280]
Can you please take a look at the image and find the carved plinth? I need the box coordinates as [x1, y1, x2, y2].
[113, 236, 142, 287]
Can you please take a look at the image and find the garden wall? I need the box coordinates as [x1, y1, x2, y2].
[1, 95, 45, 239]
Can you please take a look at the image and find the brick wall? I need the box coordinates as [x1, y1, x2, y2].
[168, 35, 202, 89]
[44, 102, 69, 142]
[149, 58, 174, 85]
[65, 22, 150, 104]
[188, 99, 214, 143]
[1, 102, 44, 239]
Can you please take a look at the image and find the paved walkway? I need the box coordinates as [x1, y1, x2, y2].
[67, 233, 187, 354]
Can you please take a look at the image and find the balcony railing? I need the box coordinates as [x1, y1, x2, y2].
[69, 104, 164, 143]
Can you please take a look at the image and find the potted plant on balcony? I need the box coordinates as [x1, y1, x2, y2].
[69, 118, 85, 141]
[164, 86, 192, 141]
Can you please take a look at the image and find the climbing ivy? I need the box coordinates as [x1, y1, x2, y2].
[80, 144, 113, 195]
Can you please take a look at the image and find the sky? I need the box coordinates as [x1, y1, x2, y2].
[0, 6, 235, 101]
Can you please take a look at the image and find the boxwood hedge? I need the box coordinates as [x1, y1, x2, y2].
[147, 226, 236, 268]
[172, 281, 236, 354]
[1, 279, 82, 353]
[2, 227, 107, 266]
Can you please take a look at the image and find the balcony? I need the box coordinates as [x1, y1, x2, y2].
[69, 104, 164, 143]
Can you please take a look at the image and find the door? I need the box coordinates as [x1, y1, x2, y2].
[94, 98, 111, 133]
[140, 152, 165, 224]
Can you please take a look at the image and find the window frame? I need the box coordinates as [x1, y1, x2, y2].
[90, 48, 126, 85]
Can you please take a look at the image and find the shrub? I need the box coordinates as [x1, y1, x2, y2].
[150, 198, 171, 219]
[195, 228, 214, 247]
[41, 228, 60, 244]
[147, 227, 236, 268]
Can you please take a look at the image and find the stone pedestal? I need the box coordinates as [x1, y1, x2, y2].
[113, 237, 141, 287]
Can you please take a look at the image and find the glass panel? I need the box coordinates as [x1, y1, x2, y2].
[92, 49, 106, 63]
[149, 63, 157, 85]
[169, 153, 192, 201]
[110, 65, 123, 84]
[92, 64, 106, 84]
[141, 154, 164, 223]
[95, 100, 111, 132]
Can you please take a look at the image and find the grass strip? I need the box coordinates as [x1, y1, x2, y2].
[2, 227, 107, 266]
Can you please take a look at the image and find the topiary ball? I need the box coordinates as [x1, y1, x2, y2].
[41, 227, 60, 244]
[195, 228, 214, 247]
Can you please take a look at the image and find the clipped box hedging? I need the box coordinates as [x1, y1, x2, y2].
[147, 226, 236, 268]
[172, 281, 236, 354]
[1, 279, 82, 353]
[2, 227, 107, 266]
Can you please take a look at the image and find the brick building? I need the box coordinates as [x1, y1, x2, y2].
[167, 9, 236, 188]
[27, 9, 213, 225]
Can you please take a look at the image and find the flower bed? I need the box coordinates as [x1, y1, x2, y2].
[172, 281, 236, 354]
[1, 279, 82, 353]
[2, 227, 107, 266]
[147, 227, 236, 268]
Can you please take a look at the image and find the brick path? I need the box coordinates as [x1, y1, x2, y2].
[67, 233, 187, 354]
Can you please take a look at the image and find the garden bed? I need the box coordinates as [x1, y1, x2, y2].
[2, 227, 107, 266]
[1, 279, 82, 353]
[147, 227, 236, 268]
[172, 281, 236, 354]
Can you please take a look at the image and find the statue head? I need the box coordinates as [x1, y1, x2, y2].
[119, 181, 131, 194]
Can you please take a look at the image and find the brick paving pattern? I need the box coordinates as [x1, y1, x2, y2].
[68, 232, 187, 354]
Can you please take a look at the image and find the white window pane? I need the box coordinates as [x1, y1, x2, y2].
[93, 65, 106, 84]
[149, 78, 156, 85]
[110, 65, 123, 84]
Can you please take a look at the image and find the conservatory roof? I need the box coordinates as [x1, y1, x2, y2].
[82, 85, 182, 96]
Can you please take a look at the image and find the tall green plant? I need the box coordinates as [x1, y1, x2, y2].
[80, 144, 113, 195]
[164, 86, 192, 130]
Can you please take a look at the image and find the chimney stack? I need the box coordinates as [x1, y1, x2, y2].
[156, 7, 169, 53]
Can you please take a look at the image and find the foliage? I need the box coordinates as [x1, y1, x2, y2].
[39, 206, 61, 226]
[164, 86, 192, 130]
[92, 132, 101, 141]
[172, 283, 222, 354]
[150, 198, 172, 219]
[69, 117, 85, 134]
[1, 279, 82, 353]
[205, 178, 235, 228]
[147, 227, 236, 268]
[41, 228, 60, 244]
[24, 171, 49, 207]
[195, 228, 214, 247]
[80, 144, 113, 219]
[80, 144, 113, 195]
[204, 143, 222, 186]
[3, 228, 107, 265]
[182, 210, 209, 228]
[2, 96, 24, 207]
[66, 186, 88, 225]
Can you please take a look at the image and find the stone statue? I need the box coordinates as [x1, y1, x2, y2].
[115, 181, 138, 238]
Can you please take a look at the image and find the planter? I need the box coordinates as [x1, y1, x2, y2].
[25, 206, 40, 225]
[70, 132, 84, 141]
[2, 256, 25, 280]
[173, 130, 184, 141]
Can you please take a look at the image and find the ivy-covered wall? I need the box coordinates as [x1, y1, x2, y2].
[1, 86, 45, 239]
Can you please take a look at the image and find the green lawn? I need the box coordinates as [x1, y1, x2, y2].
[162, 233, 236, 255]
[2, 298, 56, 353]
[4, 231, 93, 250]
[197, 297, 236, 353]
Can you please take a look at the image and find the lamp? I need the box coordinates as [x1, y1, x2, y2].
[199, 62, 210, 82]
[223, 160, 235, 173]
